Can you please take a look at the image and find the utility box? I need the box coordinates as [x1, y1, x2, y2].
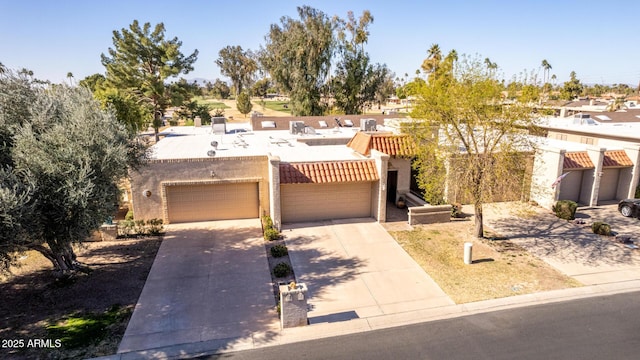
[279, 282, 308, 328]
[211, 117, 226, 134]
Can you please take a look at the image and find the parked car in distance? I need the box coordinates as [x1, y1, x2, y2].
[618, 199, 640, 218]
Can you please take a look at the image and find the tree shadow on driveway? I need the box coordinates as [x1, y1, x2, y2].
[487, 212, 639, 267]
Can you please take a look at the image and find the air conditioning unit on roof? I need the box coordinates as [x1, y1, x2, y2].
[289, 121, 305, 135]
[360, 118, 377, 131]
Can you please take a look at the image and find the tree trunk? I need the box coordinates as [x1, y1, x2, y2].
[474, 202, 484, 238]
[31, 242, 88, 278]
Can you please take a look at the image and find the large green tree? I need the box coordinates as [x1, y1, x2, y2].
[260, 6, 336, 116]
[331, 10, 389, 114]
[0, 71, 145, 276]
[216, 45, 257, 97]
[410, 50, 537, 238]
[101, 20, 198, 141]
[561, 71, 583, 100]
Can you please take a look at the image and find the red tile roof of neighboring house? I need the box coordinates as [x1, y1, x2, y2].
[563, 152, 594, 169]
[279, 160, 379, 184]
[603, 150, 633, 167]
[346, 132, 415, 157]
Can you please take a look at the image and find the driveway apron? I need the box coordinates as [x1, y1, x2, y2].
[284, 218, 453, 324]
[118, 219, 278, 353]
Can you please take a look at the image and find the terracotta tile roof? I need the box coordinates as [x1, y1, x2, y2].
[279, 160, 379, 184]
[346, 132, 415, 157]
[563, 152, 594, 170]
[603, 150, 633, 167]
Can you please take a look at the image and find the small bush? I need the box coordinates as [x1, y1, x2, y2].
[146, 218, 164, 235]
[118, 220, 135, 237]
[552, 200, 578, 220]
[125, 210, 134, 220]
[635, 184, 640, 199]
[273, 262, 292, 278]
[592, 222, 612, 236]
[270, 244, 288, 258]
[264, 228, 280, 241]
[262, 215, 274, 230]
[451, 203, 463, 218]
[134, 220, 147, 235]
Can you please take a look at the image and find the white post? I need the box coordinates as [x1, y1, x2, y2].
[464, 242, 473, 264]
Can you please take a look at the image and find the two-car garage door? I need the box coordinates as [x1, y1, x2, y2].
[165, 182, 259, 223]
[280, 182, 372, 223]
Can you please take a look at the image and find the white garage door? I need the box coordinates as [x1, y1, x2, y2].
[558, 171, 583, 202]
[165, 182, 259, 223]
[281, 182, 372, 223]
[598, 169, 620, 201]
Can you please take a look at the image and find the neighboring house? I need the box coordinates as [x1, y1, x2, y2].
[530, 118, 640, 209]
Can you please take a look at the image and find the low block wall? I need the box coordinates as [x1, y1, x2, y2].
[408, 205, 452, 225]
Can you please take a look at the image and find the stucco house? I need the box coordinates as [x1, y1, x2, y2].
[129, 116, 417, 229]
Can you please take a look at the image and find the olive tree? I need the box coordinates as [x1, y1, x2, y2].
[0, 71, 145, 276]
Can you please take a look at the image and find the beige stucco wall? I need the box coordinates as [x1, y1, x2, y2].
[530, 146, 564, 209]
[129, 156, 270, 222]
[387, 157, 411, 201]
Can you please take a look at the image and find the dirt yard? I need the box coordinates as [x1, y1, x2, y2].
[0, 237, 162, 359]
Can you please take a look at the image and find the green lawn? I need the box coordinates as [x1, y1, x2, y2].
[193, 96, 229, 108]
[259, 100, 291, 114]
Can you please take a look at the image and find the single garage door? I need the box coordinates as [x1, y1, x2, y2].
[598, 168, 620, 201]
[166, 182, 259, 223]
[281, 182, 372, 223]
[558, 171, 583, 202]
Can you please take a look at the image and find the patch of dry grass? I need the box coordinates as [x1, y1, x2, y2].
[390, 219, 581, 304]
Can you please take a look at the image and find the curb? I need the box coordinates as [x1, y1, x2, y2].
[92, 279, 640, 360]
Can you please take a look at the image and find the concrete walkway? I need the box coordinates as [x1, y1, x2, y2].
[284, 218, 454, 323]
[117, 219, 279, 354]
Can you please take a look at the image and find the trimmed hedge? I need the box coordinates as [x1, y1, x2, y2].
[591, 222, 612, 236]
[273, 262, 292, 278]
[552, 200, 578, 220]
[270, 244, 288, 258]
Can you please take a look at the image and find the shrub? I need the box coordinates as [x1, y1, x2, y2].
[262, 215, 274, 230]
[592, 222, 612, 236]
[635, 184, 640, 199]
[273, 262, 292, 278]
[118, 220, 135, 238]
[552, 200, 578, 220]
[134, 220, 147, 235]
[451, 203, 463, 218]
[125, 210, 134, 220]
[270, 244, 288, 258]
[264, 228, 280, 241]
[146, 218, 164, 236]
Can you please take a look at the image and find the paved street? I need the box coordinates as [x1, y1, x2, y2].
[201, 291, 640, 360]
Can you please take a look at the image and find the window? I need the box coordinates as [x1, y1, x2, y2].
[555, 134, 567, 141]
[580, 136, 594, 145]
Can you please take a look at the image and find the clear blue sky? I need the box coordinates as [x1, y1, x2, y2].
[1, 0, 638, 86]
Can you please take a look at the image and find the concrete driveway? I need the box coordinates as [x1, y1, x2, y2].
[283, 218, 454, 324]
[118, 219, 279, 354]
[484, 203, 640, 286]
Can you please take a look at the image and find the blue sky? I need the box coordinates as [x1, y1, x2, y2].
[1, 0, 638, 86]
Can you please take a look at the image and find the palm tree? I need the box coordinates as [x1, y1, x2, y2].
[421, 43, 442, 76]
[484, 57, 498, 76]
[541, 59, 552, 85]
[66, 72, 74, 86]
